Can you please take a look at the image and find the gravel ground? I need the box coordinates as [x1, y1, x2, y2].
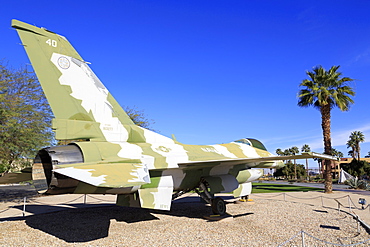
[1, 197, 370, 246]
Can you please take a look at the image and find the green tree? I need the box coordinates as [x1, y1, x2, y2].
[346, 131, 365, 161]
[301, 144, 311, 178]
[298, 65, 355, 193]
[275, 148, 293, 161]
[275, 147, 300, 179]
[124, 106, 155, 131]
[273, 162, 306, 179]
[342, 160, 370, 178]
[0, 63, 54, 172]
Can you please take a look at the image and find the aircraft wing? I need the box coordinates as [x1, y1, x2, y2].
[178, 152, 337, 168]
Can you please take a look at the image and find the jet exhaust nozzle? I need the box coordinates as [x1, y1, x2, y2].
[32, 144, 83, 194]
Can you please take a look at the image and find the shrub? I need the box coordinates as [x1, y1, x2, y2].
[346, 178, 369, 190]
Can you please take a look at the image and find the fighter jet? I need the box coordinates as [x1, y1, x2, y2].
[1, 20, 336, 215]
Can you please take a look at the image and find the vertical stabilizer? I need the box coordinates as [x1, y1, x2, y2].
[11, 20, 137, 142]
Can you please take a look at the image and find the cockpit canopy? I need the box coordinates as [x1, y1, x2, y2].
[234, 138, 267, 151]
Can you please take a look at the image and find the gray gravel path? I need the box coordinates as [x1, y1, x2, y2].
[1, 193, 370, 246]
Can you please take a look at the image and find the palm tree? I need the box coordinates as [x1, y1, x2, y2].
[313, 157, 323, 178]
[283, 149, 291, 156]
[332, 148, 344, 158]
[347, 149, 356, 159]
[298, 65, 355, 193]
[346, 131, 365, 161]
[289, 146, 299, 179]
[332, 148, 344, 179]
[276, 148, 284, 156]
[301, 144, 311, 179]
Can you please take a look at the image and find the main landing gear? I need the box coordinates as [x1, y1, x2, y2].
[211, 197, 226, 215]
[195, 180, 227, 215]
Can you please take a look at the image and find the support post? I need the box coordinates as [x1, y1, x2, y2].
[301, 231, 305, 247]
[357, 215, 360, 233]
[348, 196, 351, 213]
[84, 194, 87, 204]
[22, 197, 26, 217]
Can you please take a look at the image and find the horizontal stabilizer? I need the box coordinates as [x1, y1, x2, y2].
[54, 162, 150, 188]
[52, 119, 103, 140]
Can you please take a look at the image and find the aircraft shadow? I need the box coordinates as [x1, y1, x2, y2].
[23, 203, 213, 242]
[10, 195, 253, 243]
[24, 205, 160, 242]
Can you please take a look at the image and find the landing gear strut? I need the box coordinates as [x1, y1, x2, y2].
[195, 179, 227, 215]
[239, 195, 248, 202]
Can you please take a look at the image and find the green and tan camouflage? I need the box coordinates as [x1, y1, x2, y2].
[0, 20, 338, 214]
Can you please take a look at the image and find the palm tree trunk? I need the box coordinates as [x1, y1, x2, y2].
[305, 158, 309, 180]
[358, 145, 361, 162]
[321, 105, 333, 193]
[294, 159, 297, 179]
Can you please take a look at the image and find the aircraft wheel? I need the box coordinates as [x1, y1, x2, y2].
[211, 197, 226, 215]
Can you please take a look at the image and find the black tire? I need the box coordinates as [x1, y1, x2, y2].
[241, 195, 248, 200]
[211, 197, 226, 215]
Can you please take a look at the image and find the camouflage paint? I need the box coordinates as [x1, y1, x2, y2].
[1, 20, 339, 212]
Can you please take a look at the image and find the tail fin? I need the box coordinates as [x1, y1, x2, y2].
[12, 20, 141, 142]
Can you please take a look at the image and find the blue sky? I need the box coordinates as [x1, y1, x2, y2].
[1, 1, 370, 168]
